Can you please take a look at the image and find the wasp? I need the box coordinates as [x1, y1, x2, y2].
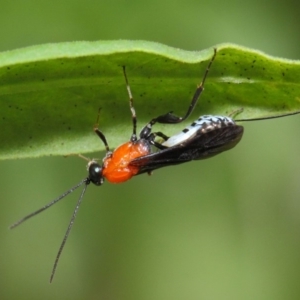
[10, 48, 300, 282]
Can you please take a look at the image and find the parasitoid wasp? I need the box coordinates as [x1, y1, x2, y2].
[10, 48, 300, 282]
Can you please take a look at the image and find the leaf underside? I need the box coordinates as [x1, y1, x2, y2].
[0, 40, 299, 160]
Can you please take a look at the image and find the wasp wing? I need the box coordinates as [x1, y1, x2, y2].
[130, 124, 244, 175]
[187, 124, 244, 159]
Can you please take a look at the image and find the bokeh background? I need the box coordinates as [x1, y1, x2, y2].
[1, 1, 300, 299]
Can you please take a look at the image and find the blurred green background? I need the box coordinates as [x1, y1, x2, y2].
[1, 0, 300, 299]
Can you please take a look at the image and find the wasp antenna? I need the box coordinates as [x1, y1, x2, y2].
[9, 178, 88, 230]
[50, 180, 89, 283]
[235, 110, 300, 122]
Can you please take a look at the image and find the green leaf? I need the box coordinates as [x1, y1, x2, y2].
[0, 40, 300, 160]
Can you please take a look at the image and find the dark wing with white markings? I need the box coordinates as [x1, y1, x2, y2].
[130, 124, 244, 175]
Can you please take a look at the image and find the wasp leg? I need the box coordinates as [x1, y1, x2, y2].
[146, 131, 170, 150]
[122, 66, 138, 142]
[140, 48, 217, 139]
[93, 108, 110, 153]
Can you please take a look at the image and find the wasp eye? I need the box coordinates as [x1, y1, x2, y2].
[88, 162, 104, 186]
